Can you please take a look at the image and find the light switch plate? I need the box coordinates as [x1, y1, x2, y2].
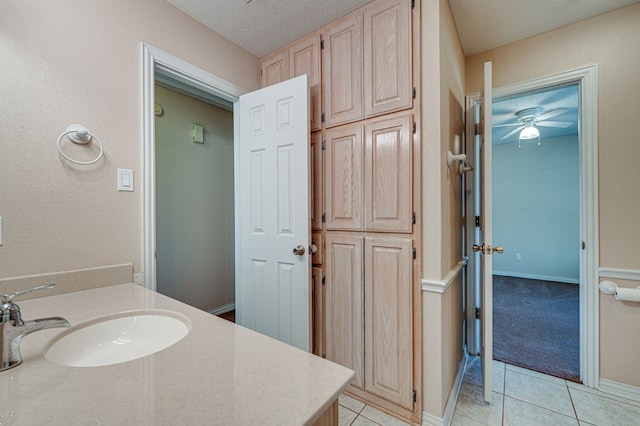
[118, 169, 134, 192]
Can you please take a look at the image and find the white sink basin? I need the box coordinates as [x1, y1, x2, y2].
[44, 310, 191, 367]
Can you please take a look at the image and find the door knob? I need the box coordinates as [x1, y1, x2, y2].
[293, 245, 306, 256]
[494, 246, 504, 254]
[472, 244, 484, 253]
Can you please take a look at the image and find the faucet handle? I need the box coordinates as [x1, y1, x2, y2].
[1, 283, 55, 304]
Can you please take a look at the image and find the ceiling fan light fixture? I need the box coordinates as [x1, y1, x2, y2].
[519, 123, 540, 140]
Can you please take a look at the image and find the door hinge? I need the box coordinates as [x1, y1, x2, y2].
[412, 212, 416, 225]
[322, 275, 326, 285]
[321, 140, 326, 150]
[322, 353, 326, 359]
[320, 39, 324, 50]
[413, 389, 417, 403]
[411, 0, 415, 9]
[260, 68, 263, 76]
[321, 113, 325, 123]
[412, 87, 416, 99]
[412, 247, 416, 260]
[412, 122, 416, 134]
[474, 123, 481, 135]
[322, 213, 326, 223]
[582, 241, 586, 250]
[475, 216, 480, 227]
[476, 307, 480, 319]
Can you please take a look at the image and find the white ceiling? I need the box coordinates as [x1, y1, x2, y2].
[166, 0, 640, 58]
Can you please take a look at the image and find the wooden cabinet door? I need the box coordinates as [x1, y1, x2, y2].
[325, 234, 364, 388]
[260, 50, 289, 88]
[323, 14, 363, 128]
[289, 33, 322, 131]
[311, 266, 325, 358]
[364, 0, 412, 118]
[325, 125, 363, 231]
[310, 132, 324, 231]
[364, 113, 413, 232]
[364, 236, 413, 409]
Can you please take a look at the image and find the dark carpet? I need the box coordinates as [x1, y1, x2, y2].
[493, 275, 580, 382]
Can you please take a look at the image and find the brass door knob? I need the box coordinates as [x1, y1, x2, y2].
[494, 246, 504, 254]
[293, 245, 306, 256]
[472, 244, 484, 253]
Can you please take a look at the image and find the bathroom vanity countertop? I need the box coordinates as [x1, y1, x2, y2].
[2, 283, 355, 425]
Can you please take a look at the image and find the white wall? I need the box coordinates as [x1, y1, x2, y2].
[492, 135, 580, 282]
[154, 85, 235, 313]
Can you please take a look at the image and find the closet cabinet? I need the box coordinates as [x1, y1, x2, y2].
[323, 0, 412, 128]
[324, 112, 413, 233]
[260, 50, 288, 88]
[325, 234, 413, 406]
[310, 132, 324, 231]
[363, 0, 413, 117]
[260, 33, 322, 132]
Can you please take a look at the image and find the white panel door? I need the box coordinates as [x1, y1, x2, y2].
[479, 61, 493, 403]
[236, 75, 311, 351]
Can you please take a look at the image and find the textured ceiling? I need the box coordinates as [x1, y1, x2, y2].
[167, 0, 640, 58]
[449, 0, 640, 56]
[165, 0, 374, 57]
[493, 84, 579, 145]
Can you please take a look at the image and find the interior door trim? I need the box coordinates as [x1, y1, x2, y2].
[141, 43, 247, 292]
[464, 64, 599, 388]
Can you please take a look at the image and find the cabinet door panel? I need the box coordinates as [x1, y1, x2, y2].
[261, 50, 289, 88]
[364, 0, 412, 117]
[312, 232, 324, 266]
[290, 34, 322, 131]
[310, 132, 324, 231]
[325, 125, 363, 231]
[311, 266, 325, 357]
[364, 113, 412, 232]
[364, 236, 413, 409]
[323, 14, 363, 128]
[325, 234, 364, 388]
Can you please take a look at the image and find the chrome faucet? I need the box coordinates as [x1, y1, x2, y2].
[1, 284, 70, 372]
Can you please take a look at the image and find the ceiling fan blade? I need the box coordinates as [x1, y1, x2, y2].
[536, 108, 569, 122]
[537, 120, 573, 128]
[493, 123, 522, 128]
[499, 125, 525, 140]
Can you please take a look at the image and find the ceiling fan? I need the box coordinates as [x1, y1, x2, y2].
[494, 107, 573, 143]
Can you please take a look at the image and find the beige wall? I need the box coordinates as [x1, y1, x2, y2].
[421, 0, 467, 418]
[466, 4, 640, 387]
[0, 0, 259, 281]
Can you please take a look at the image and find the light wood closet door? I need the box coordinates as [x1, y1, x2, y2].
[289, 34, 322, 131]
[364, 236, 413, 409]
[311, 266, 325, 358]
[261, 50, 289, 87]
[310, 132, 324, 231]
[364, 112, 413, 232]
[325, 234, 364, 388]
[325, 125, 363, 231]
[363, 0, 412, 117]
[323, 14, 363, 128]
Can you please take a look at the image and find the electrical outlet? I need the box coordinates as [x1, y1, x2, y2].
[515, 253, 522, 261]
[133, 272, 144, 285]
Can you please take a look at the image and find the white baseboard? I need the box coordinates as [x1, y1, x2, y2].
[493, 270, 579, 284]
[599, 379, 640, 403]
[209, 303, 235, 316]
[422, 353, 468, 426]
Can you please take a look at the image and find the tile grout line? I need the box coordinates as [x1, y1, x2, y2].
[566, 380, 581, 423]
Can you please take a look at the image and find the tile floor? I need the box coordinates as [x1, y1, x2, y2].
[339, 357, 640, 425]
[453, 356, 640, 425]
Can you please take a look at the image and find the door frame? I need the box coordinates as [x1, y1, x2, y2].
[464, 65, 599, 387]
[141, 43, 247, 291]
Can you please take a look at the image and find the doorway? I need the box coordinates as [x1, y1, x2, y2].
[154, 82, 235, 315]
[491, 83, 580, 381]
[464, 64, 599, 388]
